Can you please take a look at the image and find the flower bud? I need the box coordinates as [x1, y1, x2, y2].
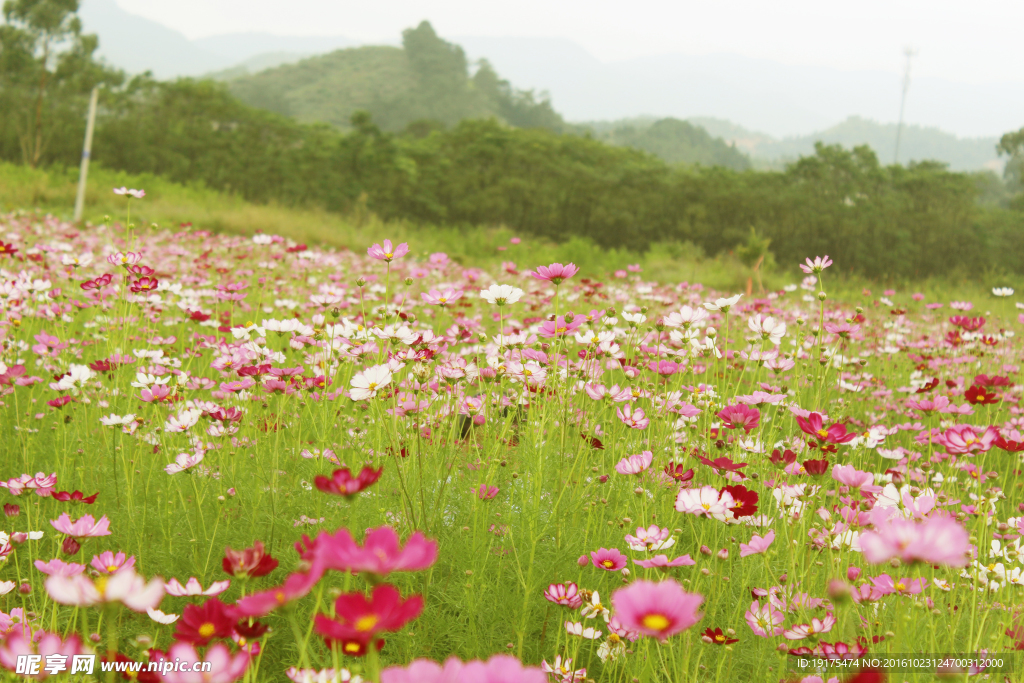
[18, 583, 31, 595]
[716, 548, 729, 560]
[355, 277, 366, 287]
[699, 545, 712, 556]
[62, 537, 81, 555]
[3, 504, 19, 517]
[817, 291, 827, 301]
[404, 277, 413, 286]
[847, 566, 861, 581]
[578, 555, 590, 567]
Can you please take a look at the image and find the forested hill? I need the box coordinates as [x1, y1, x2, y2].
[223, 22, 751, 169]
[226, 21, 567, 133]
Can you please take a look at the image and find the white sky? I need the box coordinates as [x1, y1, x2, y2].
[117, 0, 1024, 83]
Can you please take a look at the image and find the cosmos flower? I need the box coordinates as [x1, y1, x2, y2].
[611, 580, 703, 641]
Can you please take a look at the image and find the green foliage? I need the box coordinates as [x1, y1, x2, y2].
[0, 0, 122, 166]
[595, 118, 751, 170]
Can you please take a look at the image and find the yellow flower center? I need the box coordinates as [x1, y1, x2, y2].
[602, 560, 614, 568]
[817, 429, 829, 439]
[107, 565, 118, 572]
[198, 623, 216, 638]
[367, 382, 378, 391]
[642, 614, 670, 631]
[275, 591, 286, 603]
[384, 252, 393, 259]
[896, 582, 906, 591]
[354, 615, 379, 632]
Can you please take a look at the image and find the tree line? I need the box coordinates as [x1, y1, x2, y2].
[2, 0, 1023, 280]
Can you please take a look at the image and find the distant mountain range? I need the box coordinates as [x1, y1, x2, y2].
[74, 0, 1015, 172]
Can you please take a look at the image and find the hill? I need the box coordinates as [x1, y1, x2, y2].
[586, 118, 750, 170]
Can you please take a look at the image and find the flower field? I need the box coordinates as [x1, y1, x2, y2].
[0, 193, 1022, 683]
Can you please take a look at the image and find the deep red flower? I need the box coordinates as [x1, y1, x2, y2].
[129, 276, 159, 293]
[702, 627, 738, 645]
[580, 432, 605, 449]
[721, 484, 758, 518]
[314, 466, 384, 497]
[663, 463, 695, 483]
[222, 541, 278, 579]
[47, 396, 74, 408]
[769, 449, 798, 467]
[174, 598, 240, 646]
[697, 455, 748, 475]
[964, 384, 999, 405]
[88, 359, 112, 372]
[974, 374, 1012, 387]
[949, 315, 985, 331]
[802, 458, 830, 476]
[0, 241, 18, 257]
[914, 377, 939, 394]
[313, 584, 423, 656]
[52, 490, 99, 504]
[996, 437, 1024, 453]
[795, 412, 857, 445]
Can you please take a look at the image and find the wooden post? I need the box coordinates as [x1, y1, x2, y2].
[73, 86, 99, 223]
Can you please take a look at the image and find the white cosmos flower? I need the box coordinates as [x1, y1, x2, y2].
[349, 364, 393, 401]
[479, 284, 524, 306]
[993, 287, 1014, 297]
[147, 608, 179, 624]
[748, 314, 787, 345]
[165, 408, 202, 432]
[703, 294, 742, 312]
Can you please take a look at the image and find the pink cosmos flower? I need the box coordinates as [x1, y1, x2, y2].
[744, 599, 785, 637]
[615, 451, 653, 475]
[1, 472, 57, 497]
[624, 525, 673, 551]
[34, 559, 86, 577]
[934, 424, 999, 455]
[421, 288, 463, 306]
[799, 256, 833, 274]
[313, 526, 438, 577]
[152, 642, 249, 683]
[367, 240, 409, 263]
[634, 554, 696, 568]
[616, 405, 650, 429]
[531, 262, 579, 285]
[165, 577, 231, 597]
[783, 613, 837, 640]
[50, 513, 111, 537]
[739, 530, 775, 558]
[45, 567, 164, 612]
[717, 404, 761, 433]
[590, 548, 628, 571]
[611, 579, 703, 641]
[235, 570, 319, 617]
[541, 656, 587, 683]
[0, 630, 90, 679]
[831, 465, 880, 494]
[475, 485, 499, 500]
[858, 516, 969, 567]
[544, 582, 583, 608]
[381, 656, 547, 683]
[90, 551, 135, 575]
[869, 574, 926, 596]
[113, 187, 145, 199]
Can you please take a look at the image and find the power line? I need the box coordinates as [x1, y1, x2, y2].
[894, 46, 918, 165]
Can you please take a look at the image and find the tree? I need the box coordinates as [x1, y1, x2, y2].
[0, 0, 121, 166]
[998, 127, 1024, 207]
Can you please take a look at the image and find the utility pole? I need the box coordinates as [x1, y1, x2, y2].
[894, 47, 917, 165]
[73, 86, 100, 223]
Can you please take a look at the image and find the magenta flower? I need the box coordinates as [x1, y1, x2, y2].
[717, 404, 761, 433]
[858, 516, 969, 567]
[314, 526, 438, 577]
[591, 548, 628, 571]
[830, 465, 880, 493]
[476, 484, 499, 500]
[381, 656, 546, 683]
[615, 451, 653, 475]
[739, 530, 775, 558]
[50, 513, 111, 538]
[367, 240, 409, 263]
[538, 315, 584, 338]
[531, 262, 579, 285]
[611, 579, 703, 641]
[235, 570, 319, 617]
[934, 424, 999, 455]
[616, 405, 650, 430]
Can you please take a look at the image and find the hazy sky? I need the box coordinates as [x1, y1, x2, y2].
[116, 0, 1024, 83]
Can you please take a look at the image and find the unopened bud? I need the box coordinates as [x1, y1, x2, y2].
[404, 277, 413, 286]
[817, 291, 827, 301]
[62, 537, 81, 555]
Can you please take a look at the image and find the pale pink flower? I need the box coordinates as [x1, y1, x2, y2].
[615, 451, 653, 475]
[90, 551, 135, 575]
[616, 405, 649, 429]
[799, 256, 833, 274]
[739, 530, 775, 557]
[935, 425, 999, 455]
[420, 288, 463, 306]
[0, 630, 90, 679]
[744, 599, 785, 637]
[46, 568, 164, 612]
[624, 525, 674, 551]
[153, 642, 249, 683]
[674, 486, 735, 519]
[610, 579, 703, 641]
[783, 613, 836, 640]
[165, 577, 231, 597]
[33, 559, 86, 577]
[544, 582, 583, 608]
[634, 554, 695, 568]
[858, 516, 969, 567]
